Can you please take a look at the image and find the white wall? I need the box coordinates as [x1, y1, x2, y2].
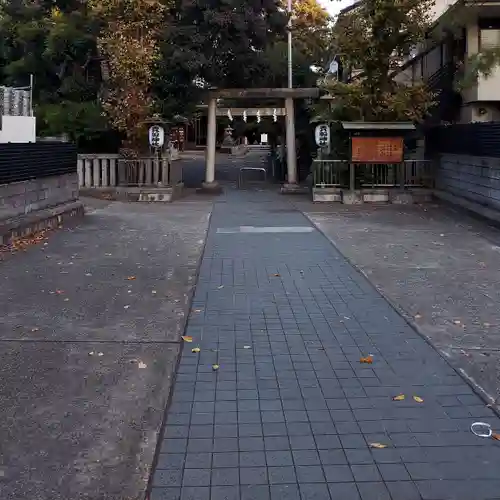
[431, 0, 457, 21]
[0, 116, 36, 143]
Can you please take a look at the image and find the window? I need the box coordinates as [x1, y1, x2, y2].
[479, 18, 500, 49]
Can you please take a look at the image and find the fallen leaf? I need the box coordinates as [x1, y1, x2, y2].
[369, 442, 388, 449]
[138, 361, 147, 369]
[392, 394, 405, 401]
[182, 336, 193, 343]
[212, 364, 220, 371]
[492, 433, 500, 441]
[359, 356, 373, 364]
[192, 347, 201, 353]
[413, 396, 424, 403]
[126, 276, 136, 281]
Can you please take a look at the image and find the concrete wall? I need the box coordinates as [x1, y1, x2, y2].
[0, 116, 36, 143]
[0, 173, 78, 221]
[436, 154, 500, 209]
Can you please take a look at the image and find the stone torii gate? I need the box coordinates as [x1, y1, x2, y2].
[202, 88, 320, 191]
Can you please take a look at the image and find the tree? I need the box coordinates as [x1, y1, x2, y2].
[88, 0, 167, 154]
[316, 0, 500, 124]
[258, 0, 332, 89]
[315, 0, 436, 123]
[290, 0, 332, 66]
[154, 0, 288, 119]
[0, 0, 107, 143]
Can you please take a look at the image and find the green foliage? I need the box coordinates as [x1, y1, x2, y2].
[154, 0, 332, 118]
[290, 0, 332, 66]
[1, 0, 333, 152]
[0, 0, 105, 143]
[37, 100, 109, 142]
[154, 0, 287, 118]
[316, 0, 436, 123]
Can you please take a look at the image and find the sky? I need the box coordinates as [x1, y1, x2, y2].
[319, 0, 355, 16]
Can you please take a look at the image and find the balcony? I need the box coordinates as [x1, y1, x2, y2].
[425, 62, 463, 123]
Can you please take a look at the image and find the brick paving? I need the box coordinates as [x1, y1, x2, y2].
[150, 190, 500, 500]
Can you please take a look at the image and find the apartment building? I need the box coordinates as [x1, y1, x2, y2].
[395, 0, 500, 123]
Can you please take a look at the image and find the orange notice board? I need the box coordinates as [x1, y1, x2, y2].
[351, 137, 404, 163]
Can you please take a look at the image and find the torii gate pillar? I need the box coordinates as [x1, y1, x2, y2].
[203, 88, 320, 191]
[202, 97, 218, 190]
[284, 97, 297, 185]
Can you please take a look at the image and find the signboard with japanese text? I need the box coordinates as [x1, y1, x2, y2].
[351, 137, 404, 163]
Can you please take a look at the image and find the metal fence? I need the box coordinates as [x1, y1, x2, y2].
[313, 159, 431, 189]
[0, 142, 76, 185]
[312, 159, 345, 187]
[426, 122, 500, 158]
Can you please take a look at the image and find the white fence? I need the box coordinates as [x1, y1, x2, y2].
[78, 150, 181, 189]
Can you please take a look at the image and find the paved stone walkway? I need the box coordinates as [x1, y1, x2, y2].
[150, 190, 500, 500]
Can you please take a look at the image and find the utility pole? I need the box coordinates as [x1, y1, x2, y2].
[287, 0, 293, 89]
[284, 0, 297, 187]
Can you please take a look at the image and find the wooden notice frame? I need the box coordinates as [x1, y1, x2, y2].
[351, 137, 404, 164]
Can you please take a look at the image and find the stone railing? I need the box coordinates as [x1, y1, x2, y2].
[78, 152, 182, 189]
[78, 154, 119, 188]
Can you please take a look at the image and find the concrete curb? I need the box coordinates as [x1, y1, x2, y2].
[144, 208, 214, 500]
[433, 189, 500, 227]
[0, 200, 84, 246]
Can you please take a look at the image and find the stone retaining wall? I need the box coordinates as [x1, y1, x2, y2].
[0, 173, 78, 222]
[437, 154, 500, 210]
